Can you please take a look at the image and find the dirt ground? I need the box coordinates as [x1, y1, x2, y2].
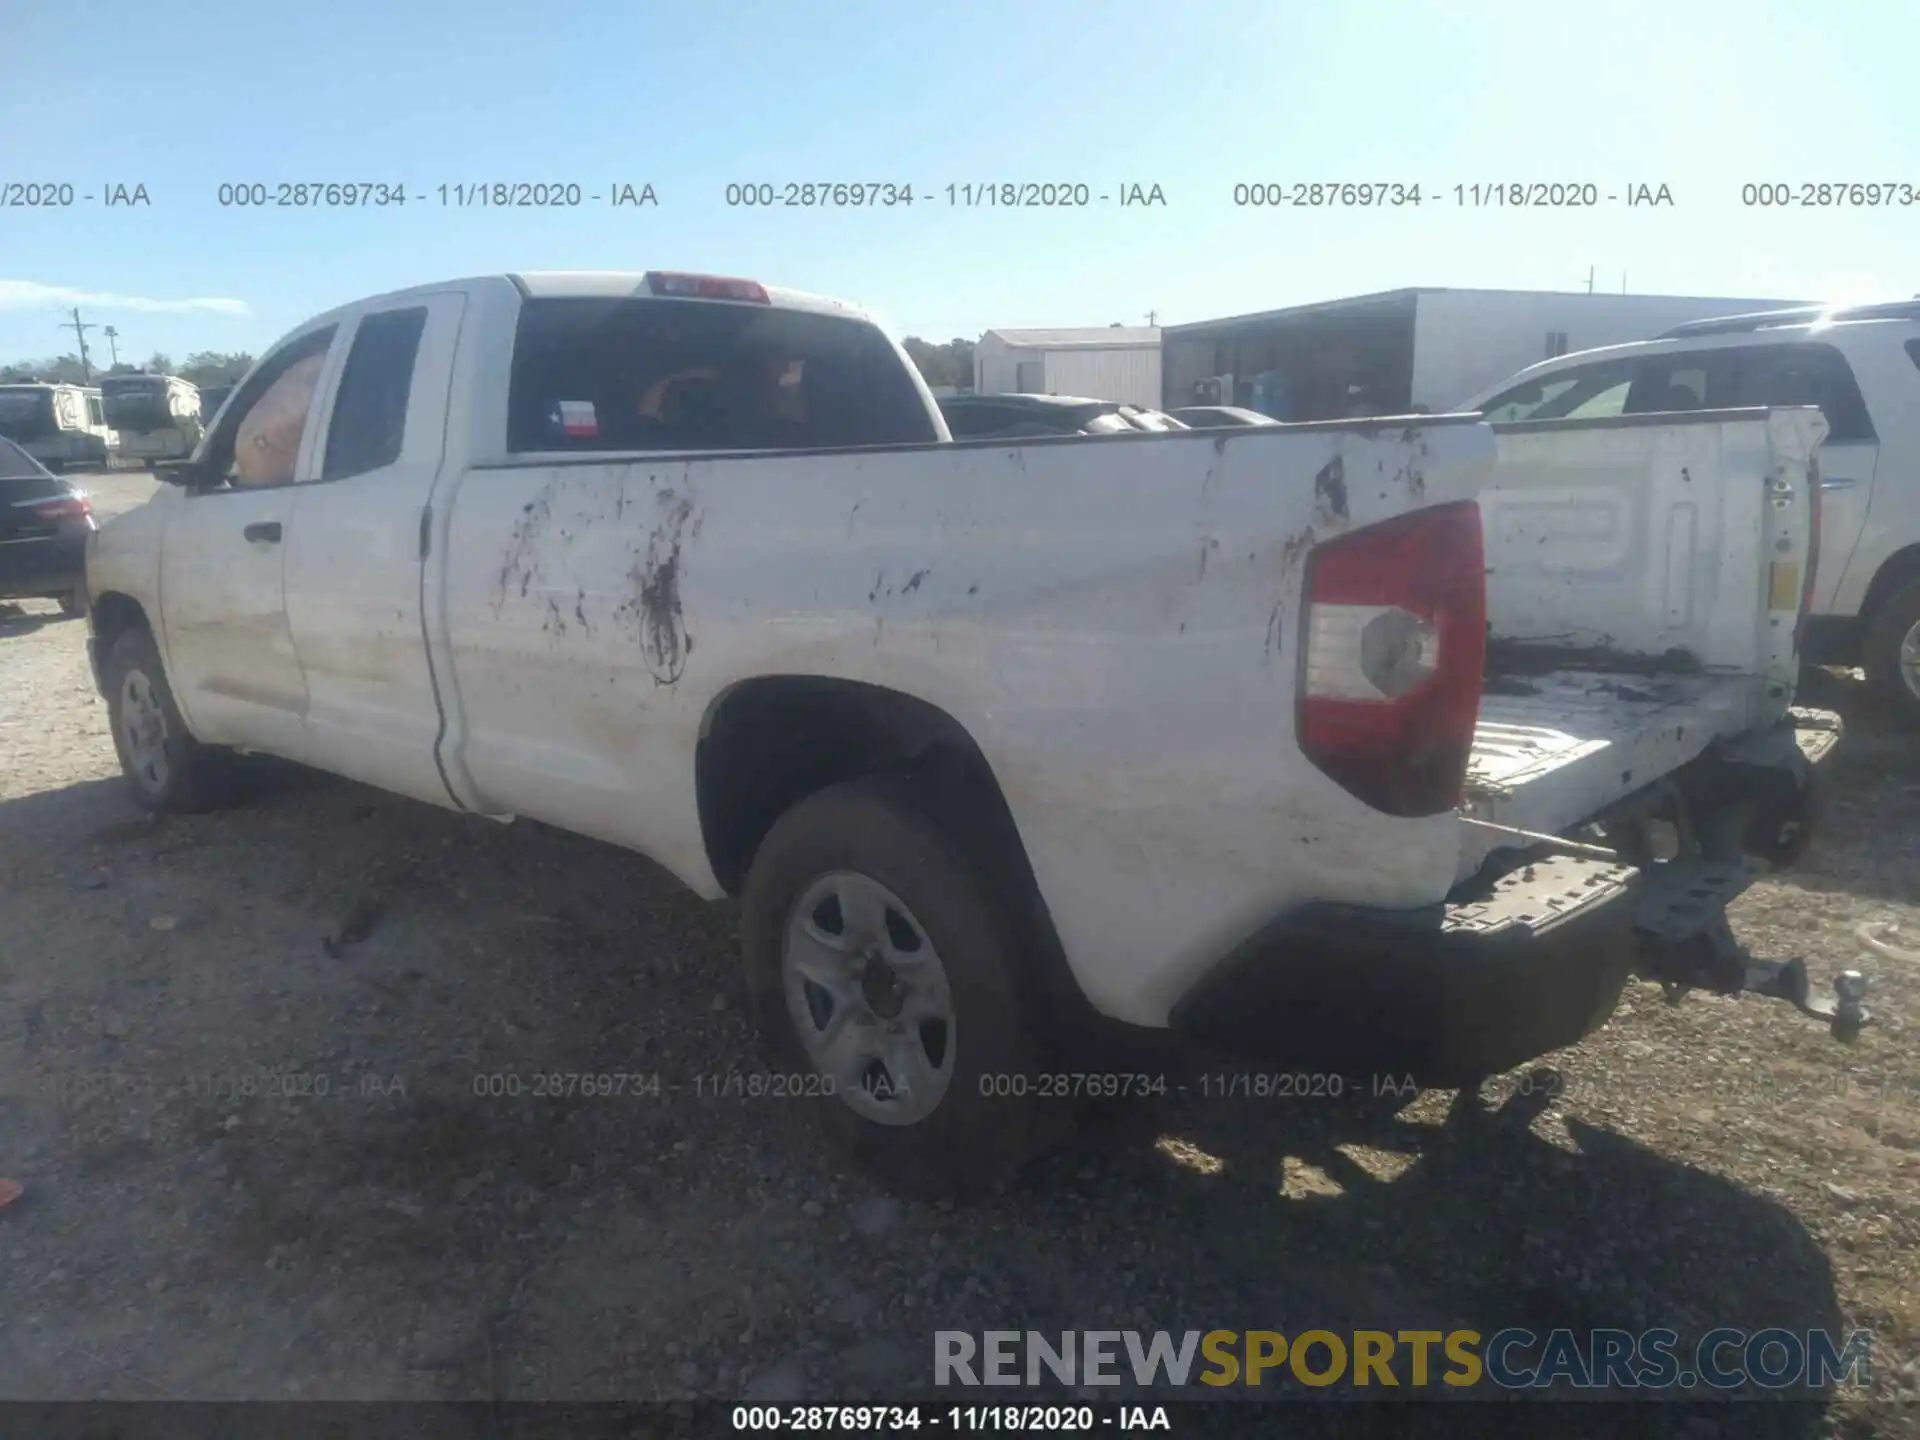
[1, 471, 1915, 1433]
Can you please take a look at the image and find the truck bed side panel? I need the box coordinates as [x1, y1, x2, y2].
[435, 422, 1494, 1026]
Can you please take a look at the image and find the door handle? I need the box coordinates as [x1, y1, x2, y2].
[243, 521, 283, 543]
[1820, 477, 1857, 491]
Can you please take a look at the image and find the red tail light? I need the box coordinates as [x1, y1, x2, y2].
[32, 494, 94, 526]
[645, 271, 771, 304]
[1298, 500, 1487, 817]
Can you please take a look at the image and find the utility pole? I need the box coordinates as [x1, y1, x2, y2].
[1146, 309, 1159, 326]
[103, 325, 121, 368]
[59, 307, 97, 381]
[1586, 266, 1594, 295]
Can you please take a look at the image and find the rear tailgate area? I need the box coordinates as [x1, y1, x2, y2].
[1456, 407, 1826, 878]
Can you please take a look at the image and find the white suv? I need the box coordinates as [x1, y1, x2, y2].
[1465, 301, 1920, 724]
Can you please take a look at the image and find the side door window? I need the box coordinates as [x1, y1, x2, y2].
[200, 328, 338, 491]
[1479, 360, 1636, 422]
[320, 307, 429, 481]
[1724, 343, 1876, 442]
[1623, 353, 1737, 414]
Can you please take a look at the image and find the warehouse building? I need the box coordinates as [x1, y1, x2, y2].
[1160, 288, 1808, 421]
[974, 326, 1162, 409]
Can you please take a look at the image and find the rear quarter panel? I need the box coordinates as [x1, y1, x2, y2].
[439, 419, 1496, 1026]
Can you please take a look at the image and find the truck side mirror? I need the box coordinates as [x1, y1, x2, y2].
[154, 459, 203, 488]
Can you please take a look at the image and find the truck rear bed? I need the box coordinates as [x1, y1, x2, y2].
[1450, 407, 1825, 879]
[1469, 667, 1750, 829]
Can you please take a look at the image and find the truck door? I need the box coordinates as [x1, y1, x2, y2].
[157, 325, 337, 757]
[281, 292, 466, 807]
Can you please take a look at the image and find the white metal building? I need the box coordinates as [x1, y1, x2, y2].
[1161, 289, 1810, 421]
[974, 326, 1162, 408]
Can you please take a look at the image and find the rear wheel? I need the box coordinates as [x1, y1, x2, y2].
[102, 624, 238, 812]
[1863, 577, 1920, 728]
[740, 772, 1070, 1196]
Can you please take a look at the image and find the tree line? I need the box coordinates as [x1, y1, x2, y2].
[900, 336, 975, 391]
[0, 350, 257, 388]
[4, 337, 973, 395]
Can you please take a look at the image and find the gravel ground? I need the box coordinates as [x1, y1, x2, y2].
[0, 471, 1915, 1434]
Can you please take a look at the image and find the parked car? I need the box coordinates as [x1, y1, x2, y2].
[1165, 405, 1280, 428]
[0, 434, 94, 615]
[86, 269, 1852, 1194]
[939, 392, 1188, 438]
[1465, 299, 1920, 723]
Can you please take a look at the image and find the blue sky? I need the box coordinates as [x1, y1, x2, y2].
[1, 0, 1913, 364]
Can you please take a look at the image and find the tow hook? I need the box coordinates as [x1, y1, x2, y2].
[1742, 959, 1870, 1040]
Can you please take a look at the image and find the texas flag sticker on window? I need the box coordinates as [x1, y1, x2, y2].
[551, 400, 598, 438]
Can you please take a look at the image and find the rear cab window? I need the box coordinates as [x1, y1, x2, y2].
[507, 297, 940, 453]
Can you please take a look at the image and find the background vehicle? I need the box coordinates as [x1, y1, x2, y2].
[0, 435, 95, 615]
[85, 270, 1848, 1194]
[1466, 299, 1920, 722]
[0, 381, 114, 472]
[195, 384, 236, 430]
[1165, 405, 1280, 429]
[102, 373, 205, 468]
[937, 392, 1188, 439]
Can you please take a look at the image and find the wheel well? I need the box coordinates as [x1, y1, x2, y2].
[696, 676, 1095, 1031]
[696, 676, 992, 893]
[89, 591, 149, 657]
[1861, 544, 1920, 623]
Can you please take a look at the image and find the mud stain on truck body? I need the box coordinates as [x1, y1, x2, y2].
[614, 489, 696, 686]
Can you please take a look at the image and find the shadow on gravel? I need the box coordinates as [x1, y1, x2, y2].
[1051, 1076, 1847, 1436]
[0, 602, 68, 637]
[0, 738, 1869, 1426]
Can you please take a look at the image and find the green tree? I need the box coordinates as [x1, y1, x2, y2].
[0, 354, 92, 384]
[144, 352, 177, 375]
[900, 336, 977, 391]
[178, 351, 255, 387]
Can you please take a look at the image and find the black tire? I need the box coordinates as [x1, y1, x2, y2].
[102, 624, 238, 812]
[1862, 577, 1920, 728]
[740, 771, 1071, 1196]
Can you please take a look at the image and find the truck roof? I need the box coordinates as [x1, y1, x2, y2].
[510, 271, 872, 322]
[297, 272, 880, 335]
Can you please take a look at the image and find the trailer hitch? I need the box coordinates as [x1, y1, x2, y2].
[1737, 958, 1870, 1040]
[1634, 859, 1872, 1041]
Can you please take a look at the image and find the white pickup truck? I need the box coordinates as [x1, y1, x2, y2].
[84, 270, 1861, 1192]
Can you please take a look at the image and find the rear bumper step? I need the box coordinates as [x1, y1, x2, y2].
[1170, 707, 1860, 1080]
[1169, 853, 1642, 1087]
